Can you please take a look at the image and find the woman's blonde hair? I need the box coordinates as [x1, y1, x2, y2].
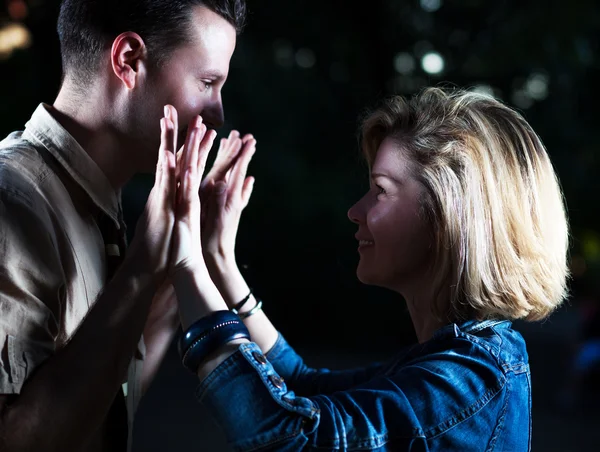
[360, 87, 570, 322]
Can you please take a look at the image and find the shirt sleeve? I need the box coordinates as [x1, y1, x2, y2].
[266, 332, 384, 396]
[0, 189, 65, 394]
[196, 340, 507, 451]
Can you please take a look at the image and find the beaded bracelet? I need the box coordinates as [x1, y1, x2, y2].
[178, 311, 250, 374]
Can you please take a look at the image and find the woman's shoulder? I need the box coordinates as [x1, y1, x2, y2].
[389, 320, 528, 373]
[376, 320, 527, 438]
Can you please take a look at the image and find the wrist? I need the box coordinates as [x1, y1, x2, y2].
[119, 254, 163, 295]
[205, 251, 237, 276]
[171, 267, 228, 330]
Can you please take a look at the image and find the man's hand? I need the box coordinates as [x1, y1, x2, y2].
[125, 107, 177, 283]
[170, 113, 217, 277]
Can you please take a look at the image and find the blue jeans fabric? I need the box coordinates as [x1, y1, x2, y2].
[196, 320, 531, 451]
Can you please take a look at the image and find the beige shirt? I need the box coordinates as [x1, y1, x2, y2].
[0, 104, 144, 451]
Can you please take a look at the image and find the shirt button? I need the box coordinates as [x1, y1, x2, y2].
[252, 351, 267, 364]
[269, 374, 285, 389]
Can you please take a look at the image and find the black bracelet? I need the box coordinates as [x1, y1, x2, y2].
[178, 311, 250, 374]
[231, 290, 253, 315]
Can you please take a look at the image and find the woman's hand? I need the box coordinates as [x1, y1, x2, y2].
[202, 134, 257, 273]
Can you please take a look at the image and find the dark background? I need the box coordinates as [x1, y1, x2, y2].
[2, 0, 600, 450]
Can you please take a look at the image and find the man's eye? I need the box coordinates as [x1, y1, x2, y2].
[376, 185, 385, 195]
[200, 81, 212, 90]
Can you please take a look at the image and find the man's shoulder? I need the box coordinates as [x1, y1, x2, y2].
[0, 130, 52, 203]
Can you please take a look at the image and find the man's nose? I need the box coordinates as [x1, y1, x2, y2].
[202, 98, 225, 129]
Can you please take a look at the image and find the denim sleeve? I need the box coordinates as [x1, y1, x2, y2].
[196, 340, 507, 452]
[265, 333, 384, 396]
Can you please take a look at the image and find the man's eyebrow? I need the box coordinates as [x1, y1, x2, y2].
[199, 70, 226, 80]
[371, 172, 402, 184]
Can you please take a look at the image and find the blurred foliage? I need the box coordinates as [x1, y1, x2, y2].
[1, 0, 600, 347]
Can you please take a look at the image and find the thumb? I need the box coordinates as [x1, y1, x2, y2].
[205, 181, 228, 229]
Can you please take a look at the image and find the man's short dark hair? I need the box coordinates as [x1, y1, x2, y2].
[57, 0, 246, 84]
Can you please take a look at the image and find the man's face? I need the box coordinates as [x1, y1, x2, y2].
[130, 5, 237, 171]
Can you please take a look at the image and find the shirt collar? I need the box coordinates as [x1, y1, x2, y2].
[22, 103, 121, 225]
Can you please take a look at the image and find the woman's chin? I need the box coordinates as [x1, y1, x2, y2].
[356, 264, 376, 285]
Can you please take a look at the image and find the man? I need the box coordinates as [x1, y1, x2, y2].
[0, 0, 246, 450]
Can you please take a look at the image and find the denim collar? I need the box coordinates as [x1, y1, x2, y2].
[433, 319, 511, 339]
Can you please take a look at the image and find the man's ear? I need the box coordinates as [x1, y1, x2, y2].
[110, 32, 147, 90]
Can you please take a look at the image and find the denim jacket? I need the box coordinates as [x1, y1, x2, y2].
[196, 320, 531, 451]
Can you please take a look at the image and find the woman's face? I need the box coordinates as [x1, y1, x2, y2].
[348, 137, 434, 291]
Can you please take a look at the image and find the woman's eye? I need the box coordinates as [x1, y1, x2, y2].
[375, 185, 385, 195]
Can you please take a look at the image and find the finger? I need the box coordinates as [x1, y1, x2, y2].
[169, 106, 179, 146]
[241, 176, 255, 207]
[181, 116, 205, 202]
[229, 139, 256, 197]
[156, 117, 177, 208]
[154, 118, 166, 185]
[241, 133, 254, 144]
[183, 117, 205, 176]
[225, 129, 240, 148]
[219, 130, 240, 158]
[159, 116, 176, 154]
[163, 148, 177, 207]
[196, 127, 218, 184]
[175, 145, 184, 180]
[213, 131, 239, 166]
[204, 131, 242, 183]
[163, 105, 178, 154]
[156, 117, 175, 186]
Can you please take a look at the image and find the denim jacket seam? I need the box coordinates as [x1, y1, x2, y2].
[423, 376, 506, 439]
[501, 362, 529, 374]
[239, 343, 320, 419]
[463, 320, 510, 334]
[485, 378, 510, 452]
[309, 431, 428, 451]
[311, 431, 390, 450]
[458, 331, 502, 359]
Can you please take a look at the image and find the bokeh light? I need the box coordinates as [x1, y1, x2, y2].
[420, 0, 443, 13]
[421, 51, 444, 74]
[295, 48, 316, 69]
[0, 22, 32, 60]
[394, 52, 416, 75]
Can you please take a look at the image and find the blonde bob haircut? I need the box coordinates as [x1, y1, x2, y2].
[360, 87, 569, 322]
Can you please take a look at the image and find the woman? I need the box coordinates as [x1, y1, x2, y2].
[157, 87, 569, 451]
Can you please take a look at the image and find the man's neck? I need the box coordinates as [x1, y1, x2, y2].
[52, 86, 135, 190]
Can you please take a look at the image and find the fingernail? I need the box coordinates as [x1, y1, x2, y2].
[194, 116, 203, 129]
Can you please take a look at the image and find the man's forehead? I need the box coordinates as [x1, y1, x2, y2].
[188, 5, 236, 41]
